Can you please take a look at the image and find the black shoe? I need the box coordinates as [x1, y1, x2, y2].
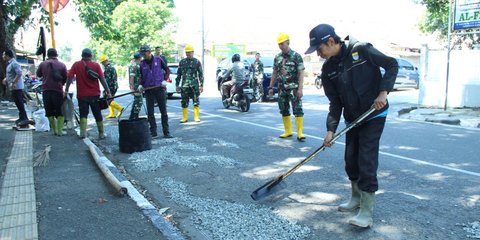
[163, 134, 173, 138]
[151, 132, 158, 138]
[297, 136, 306, 142]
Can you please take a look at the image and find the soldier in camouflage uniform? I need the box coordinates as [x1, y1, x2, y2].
[100, 54, 123, 118]
[128, 52, 143, 120]
[175, 44, 204, 123]
[251, 52, 264, 102]
[267, 33, 306, 141]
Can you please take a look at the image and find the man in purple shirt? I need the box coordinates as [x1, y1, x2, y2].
[36, 48, 68, 135]
[137, 44, 172, 138]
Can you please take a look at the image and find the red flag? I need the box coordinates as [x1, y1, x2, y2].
[40, 0, 69, 13]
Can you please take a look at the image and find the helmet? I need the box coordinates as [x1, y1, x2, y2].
[81, 48, 93, 58]
[185, 44, 194, 52]
[133, 52, 141, 59]
[231, 53, 240, 63]
[99, 54, 108, 63]
[277, 32, 289, 44]
[139, 44, 151, 53]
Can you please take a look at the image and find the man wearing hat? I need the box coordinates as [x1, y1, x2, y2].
[36, 48, 68, 135]
[175, 44, 204, 123]
[267, 32, 306, 142]
[128, 52, 143, 120]
[2, 49, 28, 126]
[65, 48, 112, 139]
[99, 54, 123, 118]
[305, 24, 398, 228]
[138, 44, 172, 138]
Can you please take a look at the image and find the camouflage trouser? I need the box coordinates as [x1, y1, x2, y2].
[251, 74, 264, 100]
[129, 95, 143, 120]
[277, 88, 303, 117]
[180, 85, 200, 108]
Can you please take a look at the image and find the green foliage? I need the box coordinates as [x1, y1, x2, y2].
[86, 0, 177, 65]
[418, 0, 450, 37]
[58, 44, 73, 62]
[419, 0, 479, 47]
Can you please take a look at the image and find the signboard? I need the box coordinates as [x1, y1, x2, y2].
[212, 44, 246, 58]
[453, 0, 480, 30]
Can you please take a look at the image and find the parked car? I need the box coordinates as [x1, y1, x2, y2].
[166, 63, 179, 98]
[381, 58, 420, 90]
[216, 54, 277, 101]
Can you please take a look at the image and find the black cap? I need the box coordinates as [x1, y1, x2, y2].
[133, 52, 141, 59]
[81, 48, 93, 58]
[305, 24, 336, 54]
[47, 48, 58, 57]
[139, 44, 151, 53]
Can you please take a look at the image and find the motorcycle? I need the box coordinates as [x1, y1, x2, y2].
[218, 76, 254, 112]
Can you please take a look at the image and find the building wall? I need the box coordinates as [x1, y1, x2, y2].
[419, 46, 480, 108]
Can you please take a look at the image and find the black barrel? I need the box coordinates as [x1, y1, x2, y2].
[118, 118, 152, 153]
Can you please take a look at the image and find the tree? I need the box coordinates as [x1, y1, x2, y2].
[0, 0, 44, 98]
[88, 0, 177, 64]
[73, 0, 174, 41]
[419, 0, 479, 48]
[58, 43, 73, 62]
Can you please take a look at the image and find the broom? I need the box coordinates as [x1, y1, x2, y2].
[34, 144, 51, 167]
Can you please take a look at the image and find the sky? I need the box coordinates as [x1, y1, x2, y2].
[15, 0, 429, 61]
[173, 0, 429, 54]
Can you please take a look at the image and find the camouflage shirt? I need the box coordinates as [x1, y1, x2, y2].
[103, 63, 118, 91]
[251, 59, 264, 77]
[273, 49, 305, 85]
[129, 61, 141, 89]
[176, 57, 204, 88]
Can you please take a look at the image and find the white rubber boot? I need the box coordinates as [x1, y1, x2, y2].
[338, 181, 360, 212]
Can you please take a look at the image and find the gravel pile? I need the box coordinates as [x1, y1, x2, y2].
[156, 177, 311, 240]
[462, 221, 480, 239]
[129, 139, 239, 171]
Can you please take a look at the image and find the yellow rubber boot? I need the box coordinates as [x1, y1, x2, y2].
[295, 116, 306, 141]
[79, 118, 88, 138]
[180, 108, 188, 123]
[279, 116, 293, 138]
[48, 116, 57, 135]
[56, 116, 65, 136]
[96, 121, 106, 139]
[194, 106, 200, 122]
[110, 100, 124, 118]
[106, 105, 116, 118]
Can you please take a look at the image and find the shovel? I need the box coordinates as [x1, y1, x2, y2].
[251, 107, 376, 201]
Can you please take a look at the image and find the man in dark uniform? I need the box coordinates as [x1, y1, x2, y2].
[305, 24, 398, 228]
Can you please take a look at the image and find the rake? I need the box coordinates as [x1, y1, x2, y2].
[251, 108, 376, 201]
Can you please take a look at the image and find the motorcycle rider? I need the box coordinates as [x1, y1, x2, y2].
[220, 53, 245, 104]
[250, 52, 264, 102]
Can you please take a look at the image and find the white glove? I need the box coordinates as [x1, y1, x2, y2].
[137, 85, 144, 92]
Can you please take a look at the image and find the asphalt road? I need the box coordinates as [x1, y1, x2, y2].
[100, 86, 480, 239]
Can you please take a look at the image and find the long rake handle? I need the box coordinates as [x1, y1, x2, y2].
[279, 107, 376, 180]
[103, 85, 161, 100]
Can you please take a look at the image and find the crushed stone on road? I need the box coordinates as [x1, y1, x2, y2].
[156, 177, 311, 240]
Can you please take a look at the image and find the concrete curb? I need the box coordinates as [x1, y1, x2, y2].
[83, 138, 184, 240]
